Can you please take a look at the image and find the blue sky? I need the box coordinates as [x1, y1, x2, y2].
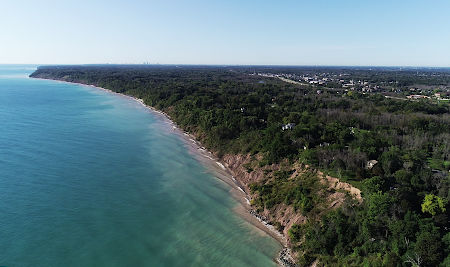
[1, 0, 449, 66]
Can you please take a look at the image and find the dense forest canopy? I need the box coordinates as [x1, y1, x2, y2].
[31, 65, 449, 266]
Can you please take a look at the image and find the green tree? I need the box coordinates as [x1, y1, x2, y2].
[380, 146, 402, 175]
[421, 194, 447, 216]
[414, 227, 444, 267]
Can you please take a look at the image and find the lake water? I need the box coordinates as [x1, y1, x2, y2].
[0, 65, 280, 266]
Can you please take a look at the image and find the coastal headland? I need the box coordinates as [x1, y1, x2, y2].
[30, 65, 450, 266]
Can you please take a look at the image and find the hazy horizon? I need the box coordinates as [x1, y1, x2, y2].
[2, 0, 449, 66]
[4, 63, 450, 69]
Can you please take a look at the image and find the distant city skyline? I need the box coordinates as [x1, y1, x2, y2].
[1, 0, 449, 66]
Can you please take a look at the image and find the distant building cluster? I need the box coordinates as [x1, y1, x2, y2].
[256, 72, 381, 92]
[252, 71, 450, 101]
[406, 95, 431, 100]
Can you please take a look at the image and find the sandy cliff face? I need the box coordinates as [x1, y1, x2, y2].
[318, 171, 362, 208]
[221, 153, 362, 245]
[222, 154, 266, 192]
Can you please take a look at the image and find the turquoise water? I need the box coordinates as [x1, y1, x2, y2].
[0, 65, 280, 267]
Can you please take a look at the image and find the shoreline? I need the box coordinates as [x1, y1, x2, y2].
[31, 77, 296, 266]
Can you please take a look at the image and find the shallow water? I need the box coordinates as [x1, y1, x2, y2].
[0, 65, 280, 267]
